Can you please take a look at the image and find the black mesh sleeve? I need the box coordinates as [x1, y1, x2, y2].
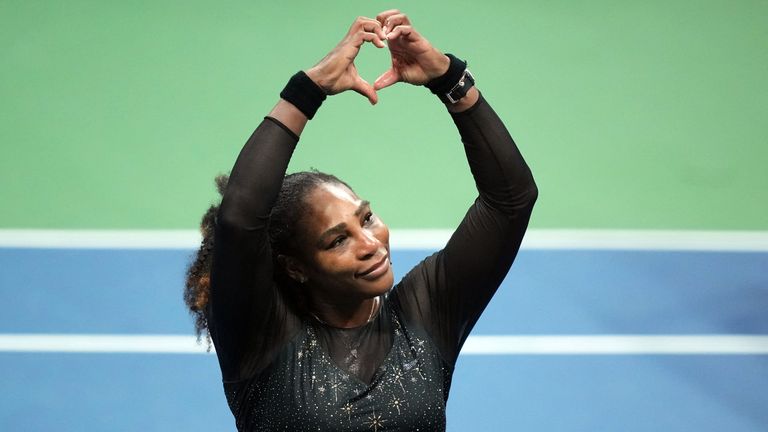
[395, 93, 538, 365]
[208, 117, 302, 382]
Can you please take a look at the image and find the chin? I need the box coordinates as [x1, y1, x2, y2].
[376, 270, 395, 295]
[360, 271, 394, 297]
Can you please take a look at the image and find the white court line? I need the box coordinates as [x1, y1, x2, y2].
[1, 334, 767, 355]
[1, 229, 768, 251]
[461, 335, 768, 355]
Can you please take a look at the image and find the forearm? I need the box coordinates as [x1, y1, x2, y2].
[450, 91, 538, 213]
[269, 99, 309, 136]
[218, 73, 319, 226]
[217, 111, 299, 229]
[446, 86, 480, 114]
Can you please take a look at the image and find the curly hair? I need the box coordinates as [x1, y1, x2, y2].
[184, 170, 353, 348]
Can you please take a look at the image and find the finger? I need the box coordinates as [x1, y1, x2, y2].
[376, 9, 401, 27]
[363, 23, 387, 43]
[354, 31, 386, 49]
[352, 77, 378, 105]
[386, 24, 416, 41]
[364, 30, 386, 49]
[374, 68, 400, 91]
[356, 16, 386, 42]
[382, 13, 410, 35]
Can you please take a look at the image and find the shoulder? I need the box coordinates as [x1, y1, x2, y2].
[396, 250, 444, 290]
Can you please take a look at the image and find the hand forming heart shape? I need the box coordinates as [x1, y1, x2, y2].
[305, 10, 450, 105]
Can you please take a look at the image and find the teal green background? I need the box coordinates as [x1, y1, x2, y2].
[2, 1, 766, 229]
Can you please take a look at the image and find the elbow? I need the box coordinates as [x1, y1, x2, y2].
[515, 167, 539, 208]
[215, 194, 259, 232]
[510, 182, 538, 214]
[216, 180, 276, 230]
[523, 178, 539, 207]
[496, 175, 539, 213]
[509, 173, 539, 209]
[214, 203, 269, 244]
[215, 205, 240, 231]
[479, 181, 538, 215]
[215, 193, 243, 229]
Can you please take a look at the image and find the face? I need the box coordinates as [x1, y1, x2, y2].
[291, 182, 394, 304]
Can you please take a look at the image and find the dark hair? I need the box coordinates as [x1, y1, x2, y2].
[184, 170, 353, 346]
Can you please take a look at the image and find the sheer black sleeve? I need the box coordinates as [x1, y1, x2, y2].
[394, 93, 538, 365]
[208, 117, 302, 382]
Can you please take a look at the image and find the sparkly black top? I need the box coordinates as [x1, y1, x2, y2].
[209, 94, 537, 431]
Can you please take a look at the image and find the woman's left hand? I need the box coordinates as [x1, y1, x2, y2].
[373, 10, 450, 90]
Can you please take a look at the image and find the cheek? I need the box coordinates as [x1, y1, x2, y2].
[376, 223, 390, 249]
[310, 255, 338, 274]
[310, 253, 354, 280]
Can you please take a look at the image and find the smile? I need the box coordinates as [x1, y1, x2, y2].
[356, 254, 390, 280]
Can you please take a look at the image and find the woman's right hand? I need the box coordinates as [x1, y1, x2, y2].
[305, 17, 386, 105]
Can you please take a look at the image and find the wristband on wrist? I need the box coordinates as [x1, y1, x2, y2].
[424, 54, 475, 104]
[279, 71, 327, 120]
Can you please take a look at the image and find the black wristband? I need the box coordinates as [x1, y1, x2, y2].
[279, 71, 327, 120]
[424, 54, 468, 97]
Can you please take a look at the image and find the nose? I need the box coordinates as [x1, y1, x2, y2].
[357, 229, 380, 260]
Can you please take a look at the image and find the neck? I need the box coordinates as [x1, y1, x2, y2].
[310, 295, 380, 328]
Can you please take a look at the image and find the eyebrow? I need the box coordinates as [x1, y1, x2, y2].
[354, 200, 371, 217]
[316, 200, 371, 248]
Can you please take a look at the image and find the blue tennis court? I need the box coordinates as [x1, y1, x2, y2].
[2, 242, 766, 431]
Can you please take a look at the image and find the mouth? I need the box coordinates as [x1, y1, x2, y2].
[356, 254, 390, 281]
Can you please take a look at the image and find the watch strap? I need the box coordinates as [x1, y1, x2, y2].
[443, 69, 475, 104]
[425, 54, 475, 104]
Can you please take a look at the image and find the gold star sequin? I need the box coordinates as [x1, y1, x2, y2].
[341, 402, 353, 424]
[367, 411, 385, 432]
[390, 396, 404, 415]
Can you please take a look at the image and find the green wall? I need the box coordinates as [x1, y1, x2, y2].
[2, 1, 766, 229]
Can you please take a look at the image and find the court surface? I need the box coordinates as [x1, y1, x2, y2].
[1, 236, 766, 431]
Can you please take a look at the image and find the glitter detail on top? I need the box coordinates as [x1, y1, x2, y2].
[224, 299, 453, 431]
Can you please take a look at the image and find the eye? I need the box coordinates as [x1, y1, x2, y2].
[363, 211, 375, 225]
[328, 235, 347, 249]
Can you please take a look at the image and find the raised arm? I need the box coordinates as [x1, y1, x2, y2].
[404, 93, 537, 365]
[208, 105, 303, 381]
[208, 17, 388, 381]
[375, 10, 538, 364]
[432, 92, 538, 361]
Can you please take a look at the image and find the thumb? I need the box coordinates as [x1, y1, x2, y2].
[352, 77, 378, 105]
[374, 68, 400, 91]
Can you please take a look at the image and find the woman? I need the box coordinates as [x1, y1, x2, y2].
[185, 10, 537, 431]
